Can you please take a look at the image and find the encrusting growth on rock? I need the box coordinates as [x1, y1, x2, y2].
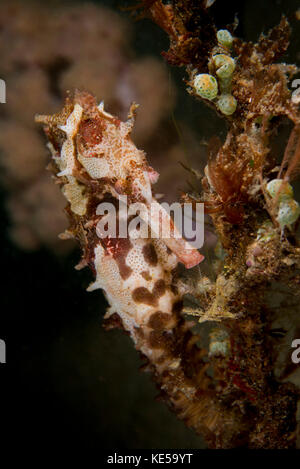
[36, 0, 300, 449]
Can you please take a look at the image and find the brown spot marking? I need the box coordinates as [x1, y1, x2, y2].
[153, 279, 166, 298]
[132, 287, 157, 306]
[141, 271, 151, 281]
[132, 278, 167, 306]
[142, 243, 158, 266]
[149, 329, 174, 350]
[148, 311, 170, 330]
[102, 237, 133, 280]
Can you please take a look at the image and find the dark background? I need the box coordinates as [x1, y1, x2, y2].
[0, 0, 299, 453]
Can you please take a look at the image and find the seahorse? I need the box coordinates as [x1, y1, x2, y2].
[35, 90, 204, 372]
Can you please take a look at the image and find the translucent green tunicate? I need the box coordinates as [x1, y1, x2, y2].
[193, 73, 218, 100]
[217, 29, 233, 49]
[218, 76, 233, 94]
[217, 94, 237, 115]
[266, 179, 294, 201]
[213, 54, 236, 80]
[277, 199, 300, 227]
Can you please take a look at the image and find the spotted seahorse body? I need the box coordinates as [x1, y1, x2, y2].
[36, 91, 203, 370]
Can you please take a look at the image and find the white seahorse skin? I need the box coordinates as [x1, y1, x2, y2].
[56, 103, 83, 177]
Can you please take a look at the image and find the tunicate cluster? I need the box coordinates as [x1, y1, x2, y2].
[266, 179, 300, 228]
[192, 30, 237, 116]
